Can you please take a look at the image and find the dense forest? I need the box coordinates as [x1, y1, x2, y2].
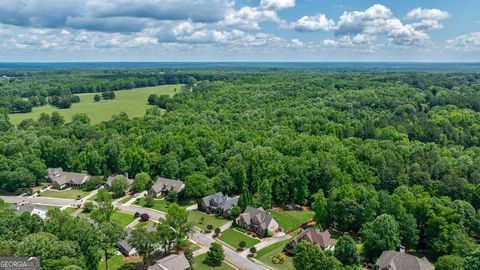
[1, 68, 480, 268]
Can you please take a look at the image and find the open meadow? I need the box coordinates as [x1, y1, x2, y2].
[9, 84, 182, 125]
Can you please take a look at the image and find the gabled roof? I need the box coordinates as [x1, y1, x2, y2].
[238, 206, 276, 230]
[47, 167, 90, 186]
[202, 192, 239, 211]
[11, 204, 48, 218]
[291, 228, 333, 250]
[375, 251, 434, 270]
[151, 177, 184, 194]
[148, 253, 190, 270]
[118, 228, 135, 253]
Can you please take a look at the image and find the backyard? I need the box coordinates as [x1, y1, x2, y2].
[218, 228, 260, 249]
[98, 252, 141, 270]
[188, 211, 229, 231]
[270, 209, 314, 232]
[256, 239, 294, 270]
[41, 189, 90, 199]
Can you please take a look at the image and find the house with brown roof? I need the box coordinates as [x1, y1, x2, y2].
[375, 251, 434, 270]
[286, 228, 334, 255]
[47, 167, 91, 189]
[236, 206, 279, 237]
[149, 177, 184, 197]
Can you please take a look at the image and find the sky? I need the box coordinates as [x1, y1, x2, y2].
[0, 0, 479, 62]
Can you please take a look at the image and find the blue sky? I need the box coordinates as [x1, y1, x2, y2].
[0, 0, 479, 61]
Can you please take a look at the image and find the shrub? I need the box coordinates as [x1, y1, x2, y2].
[144, 194, 154, 207]
[266, 230, 273, 237]
[206, 224, 213, 232]
[271, 254, 285, 264]
[140, 213, 150, 222]
[214, 228, 221, 235]
[83, 202, 94, 213]
[134, 212, 140, 218]
[239, 241, 246, 249]
[250, 247, 257, 254]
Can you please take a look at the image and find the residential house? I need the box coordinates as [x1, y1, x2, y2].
[118, 224, 156, 256]
[104, 175, 133, 189]
[47, 167, 91, 189]
[200, 192, 239, 215]
[286, 228, 334, 255]
[147, 253, 191, 270]
[11, 204, 48, 220]
[375, 251, 434, 270]
[149, 177, 184, 197]
[236, 206, 279, 236]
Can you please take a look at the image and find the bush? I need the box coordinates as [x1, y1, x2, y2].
[250, 247, 257, 254]
[206, 224, 213, 232]
[134, 212, 140, 218]
[140, 213, 150, 222]
[214, 228, 221, 235]
[144, 194, 154, 208]
[271, 254, 285, 264]
[83, 176, 104, 191]
[266, 230, 273, 237]
[239, 241, 246, 249]
[93, 94, 101, 102]
[83, 202, 94, 213]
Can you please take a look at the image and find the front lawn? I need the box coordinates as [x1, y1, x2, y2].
[111, 211, 136, 228]
[41, 189, 90, 200]
[192, 253, 235, 270]
[188, 211, 229, 231]
[256, 239, 294, 270]
[118, 195, 133, 204]
[134, 198, 191, 212]
[63, 207, 78, 215]
[270, 209, 314, 232]
[218, 228, 260, 249]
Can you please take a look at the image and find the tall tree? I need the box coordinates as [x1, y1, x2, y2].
[205, 242, 224, 267]
[361, 214, 400, 259]
[334, 236, 359, 266]
[98, 222, 126, 270]
[313, 190, 329, 229]
[165, 203, 192, 250]
[129, 228, 158, 265]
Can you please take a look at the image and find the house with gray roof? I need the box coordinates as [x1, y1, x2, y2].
[147, 253, 190, 270]
[118, 224, 156, 256]
[375, 251, 434, 270]
[47, 167, 91, 189]
[104, 175, 133, 190]
[200, 192, 239, 215]
[236, 206, 279, 237]
[286, 228, 334, 255]
[11, 204, 48, 220]
[149, 177, 184, 197]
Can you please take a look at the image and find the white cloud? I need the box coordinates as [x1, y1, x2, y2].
[447, 32, 480, 51]
[406, 8, 450, 20]
[293, 14, 335, 32]
[335, 4, 431, 46]
[260, 0, 295, 10]
[222, 6, 281, 30]
[411, 20, 444, 31]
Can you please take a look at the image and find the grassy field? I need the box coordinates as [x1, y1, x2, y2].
[270, 209, 314, 232]
[188, 211, 229, 231]
[256, 239, 294, 270]
[63, 207, 78, 215]
[118, 195, 133, 204]
[9, 84, 182, 125]
[192, 253, 235, 270]
[218, 228, 260, 249]
[41, 189, 90, 199]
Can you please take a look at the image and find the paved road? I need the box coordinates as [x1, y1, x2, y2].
[1, 195, 76, 206]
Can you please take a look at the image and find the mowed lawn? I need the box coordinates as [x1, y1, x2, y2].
[98, 251, 142, 270]
[134, 198, 191, 213]
[270, 209, 314, 232]
[111, 211, 136, 228]
[9, 84, 182, 125]
[41, 189, 90, 199]
[192, 253, 235, 270]
[188, 211, 229, 231]
[256, 239, 294, 270]
[218, 228, 260, 249]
